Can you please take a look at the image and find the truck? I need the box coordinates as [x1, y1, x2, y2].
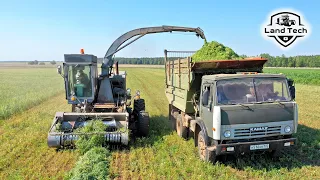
[165, 50, 298, 162]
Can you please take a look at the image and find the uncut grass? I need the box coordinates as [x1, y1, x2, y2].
[0, 93, 77, 180]
[110, 68, 320, 180]
[0, 68, 64, 119]
[264, 68, 320, 86]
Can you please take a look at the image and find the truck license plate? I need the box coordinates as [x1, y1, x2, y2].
[250, 144, 269, 150]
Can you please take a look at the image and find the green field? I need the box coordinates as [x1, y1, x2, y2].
[264, 68, 320, 86]
[0, 68, 64, 120]
[0, 67, 319, 179]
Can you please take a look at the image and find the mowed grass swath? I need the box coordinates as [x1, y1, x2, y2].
[0, 68, 64, 120]
[0, 67, 319, 179]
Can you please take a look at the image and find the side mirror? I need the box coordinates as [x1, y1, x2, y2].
[57, 65, 62, 75]
[287, 79, 295, 100]
[202, 89, 209, 106]
[290, 86, 295, 100]
[126, 88, 131, 96]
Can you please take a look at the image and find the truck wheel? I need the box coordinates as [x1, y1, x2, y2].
[137, 111, 150, 137]
[197, 130, 216, 163]
[169, 104, 179, 131]
[269, 150, 281, 161]
[134, 99, 145, 113]
[176, 114, 188, 139]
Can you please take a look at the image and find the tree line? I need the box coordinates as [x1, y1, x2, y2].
[259, 54, 320, 67]
[28, 60, 57, 65]
[97, 54, 320, 67]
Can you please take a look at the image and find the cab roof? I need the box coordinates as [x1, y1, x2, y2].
[202, 73, 287, 81]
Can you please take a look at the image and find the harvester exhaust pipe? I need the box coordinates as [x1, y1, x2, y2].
[116, 61, 119, 75]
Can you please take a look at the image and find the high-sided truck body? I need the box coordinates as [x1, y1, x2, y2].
[165, 50, 298, 162]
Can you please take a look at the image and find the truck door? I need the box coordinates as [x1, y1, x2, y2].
[200, 83, 214, 124]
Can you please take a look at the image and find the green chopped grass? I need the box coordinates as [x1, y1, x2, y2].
[65, 147, 111, 180]
[75, 119, 108, 155]
[66, 119, 111, 179]
[192, 41, 241, 61]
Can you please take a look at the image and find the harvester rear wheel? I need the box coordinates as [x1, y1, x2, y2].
[176, 114, 188, 139]
[133, 99, 145, 113]
[137, 111, 150, 137]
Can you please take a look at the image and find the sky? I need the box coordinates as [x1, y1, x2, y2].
[0, 0, 318, 61]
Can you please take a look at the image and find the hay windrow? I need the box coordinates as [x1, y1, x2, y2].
[65, 147, 111, 180]
[65, 119, 111, 179]
[192, 41, 242, 61]
[75, 119, 108, 155]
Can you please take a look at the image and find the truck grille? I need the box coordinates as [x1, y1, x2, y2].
[234, 126, 281, 138]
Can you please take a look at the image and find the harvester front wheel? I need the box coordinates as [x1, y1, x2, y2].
[137, 111, 150, 137]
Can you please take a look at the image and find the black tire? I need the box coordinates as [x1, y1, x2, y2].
[269, 150, 282, 161]
[176, 114, 188, 139]
[134, 99, 145, 113]
[137, 111, 150, 137]
[197, 130, 216, 163]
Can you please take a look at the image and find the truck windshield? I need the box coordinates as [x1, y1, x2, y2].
[67, 64, 92, 98]
[216, 77, 290, 105]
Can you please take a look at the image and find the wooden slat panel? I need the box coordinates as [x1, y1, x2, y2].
[173, 58, 189, 64]
[173, 63, 189, 68]
[174, 69, 189, 74]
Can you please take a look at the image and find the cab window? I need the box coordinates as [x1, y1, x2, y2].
[202, 85, 211, 107]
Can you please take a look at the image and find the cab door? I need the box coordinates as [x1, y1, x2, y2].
[200, 83, 214, 136]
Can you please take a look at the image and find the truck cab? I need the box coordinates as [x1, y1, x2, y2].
[198, 73, 297, 159]
[165, 52, 298, 162]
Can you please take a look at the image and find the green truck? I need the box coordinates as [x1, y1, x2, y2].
[165, 50, 298, 162]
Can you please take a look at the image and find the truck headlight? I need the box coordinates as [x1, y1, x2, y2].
[224, 130, 231, 138]
[284, 126, 291, 133]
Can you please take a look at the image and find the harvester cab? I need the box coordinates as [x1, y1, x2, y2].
[57, 51, 98, 111]
[48, 25, 207, 149]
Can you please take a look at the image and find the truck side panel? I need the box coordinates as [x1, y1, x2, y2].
[165, 57, 196, 113]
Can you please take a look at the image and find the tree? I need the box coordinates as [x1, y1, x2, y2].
[50, 60, 56, 65]
[39, 62, 45, 65]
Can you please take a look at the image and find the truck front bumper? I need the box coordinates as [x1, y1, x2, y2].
[213, 138, 296, 156]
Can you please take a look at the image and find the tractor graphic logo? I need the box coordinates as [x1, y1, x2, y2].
[276, 14, 296, 27]
[261, 9, 311, 49]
